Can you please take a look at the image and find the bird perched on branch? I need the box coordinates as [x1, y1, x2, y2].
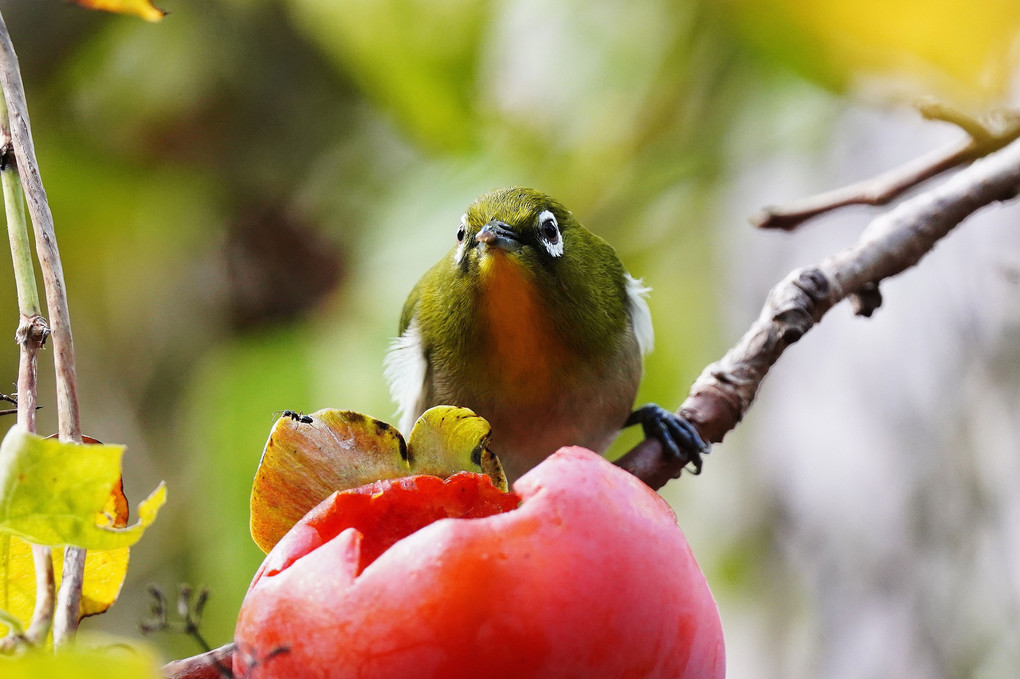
[385, 187, 708, 481]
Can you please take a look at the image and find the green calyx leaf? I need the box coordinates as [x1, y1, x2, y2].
[0, 426, 166, 550]
[405, 406, 506, 491]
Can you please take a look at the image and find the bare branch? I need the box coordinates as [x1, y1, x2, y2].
[6, 314, 53, 649]
[752, 107, 1020, 231]
[617, 135, 1020, 489]
[0, 9, 85, 644]
[18, 318, 55, 648]
[1, 58, 53, 647]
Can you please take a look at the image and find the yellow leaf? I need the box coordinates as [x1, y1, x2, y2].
[70, 547, 130, 619]
[69, 0, 166, 22]
[75, 476, 131, 619]
[724, 0, 1020, 104]
[0, 537, 130, 636]
[97, 476, 130, 529]
[250, 410, 411, 552]
[0, 472, 132, 637]
[0, 427, 166, 551]
[0, 533, 33, 635]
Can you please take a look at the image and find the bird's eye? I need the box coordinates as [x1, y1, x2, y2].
[537, 210, 563, 257]
[457, 214, 468, 242]
[540, 214, 558, 242]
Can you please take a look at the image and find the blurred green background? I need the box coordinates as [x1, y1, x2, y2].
[1, 1, 1019, 676]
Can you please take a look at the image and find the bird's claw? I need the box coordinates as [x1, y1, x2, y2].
[625, 404, 711, 475]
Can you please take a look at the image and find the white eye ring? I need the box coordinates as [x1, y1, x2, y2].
[453, 213, 470, 263]
[537, 210, 563, 258]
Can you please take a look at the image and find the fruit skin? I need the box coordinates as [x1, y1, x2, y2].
[233, 447, 724, 679]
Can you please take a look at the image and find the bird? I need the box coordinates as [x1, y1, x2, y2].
[385, 187, 708, 482]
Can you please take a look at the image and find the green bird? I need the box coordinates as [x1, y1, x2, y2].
[385, 187, 708, 482]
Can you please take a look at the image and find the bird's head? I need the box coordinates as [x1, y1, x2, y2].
[453, 187, 588, 278]
[424, 187, 634, 364]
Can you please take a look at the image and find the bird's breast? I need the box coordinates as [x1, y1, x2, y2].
[475, 253, 569, 397]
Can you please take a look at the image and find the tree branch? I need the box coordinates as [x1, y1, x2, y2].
[751, 106, 1020, 231]
[0, 9, 86, 645]
[161, 643, 235, 679]
[617, 135, 1020, 489]
[0, 62, 54, 649]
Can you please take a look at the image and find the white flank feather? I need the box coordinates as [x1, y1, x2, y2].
[383, 316, 427, 435]
[625, 273, 654, 356]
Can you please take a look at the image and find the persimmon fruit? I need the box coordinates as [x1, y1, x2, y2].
[234, 447, 724, 678]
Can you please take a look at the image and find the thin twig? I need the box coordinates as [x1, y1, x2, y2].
[142, 585, 216, 653]
[18, 315, 54, 647]
[752, 107, 1020, 231]
[144, 586, 232, 678]
[617, 135, 1020, 489]
[0, 77, 54, 647]
[0, 9, 85, 645]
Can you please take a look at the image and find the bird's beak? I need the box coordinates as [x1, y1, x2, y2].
[476, 221, 522, 253]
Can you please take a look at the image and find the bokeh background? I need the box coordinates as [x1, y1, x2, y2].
[1, 1, 1019, 676]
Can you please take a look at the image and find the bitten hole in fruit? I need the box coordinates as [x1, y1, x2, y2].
[300, 473, 520, 576]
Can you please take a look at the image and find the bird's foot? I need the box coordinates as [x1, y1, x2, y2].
[625, 404, 711, 475]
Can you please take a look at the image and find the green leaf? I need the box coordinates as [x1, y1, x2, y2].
[0, 605, 24, 636]
[0, 639, 162, 679]
[1, 471, 135, 636]
[0, 426, 166, 550]
[405, 406, 506, 491]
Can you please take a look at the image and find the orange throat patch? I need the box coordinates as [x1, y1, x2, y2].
[476, 251, 567, 396]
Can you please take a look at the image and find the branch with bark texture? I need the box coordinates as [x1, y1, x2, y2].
[162, 643, 235, 679]
[751, 105, 1020, 231]
[1, 79, 55, 648]
[0, 28, 56, 652]
[0, 9, 86, 645]
[617, 134, 1020, 490]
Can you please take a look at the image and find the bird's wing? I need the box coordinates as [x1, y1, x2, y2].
[386, 289, 429, 435]
[398, 279, 423, 335]
[624, 273, 654, 356]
